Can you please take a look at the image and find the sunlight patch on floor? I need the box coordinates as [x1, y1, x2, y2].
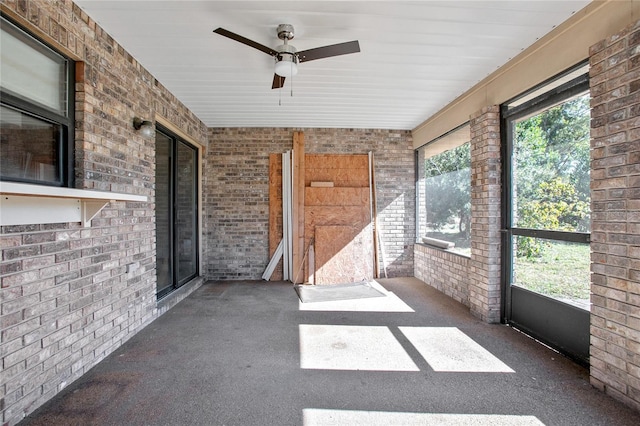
[399, 327, 515, 373]
[299, 324, 419, 371]
[302, 409, 544, 425]
[298, 281, 414, 312]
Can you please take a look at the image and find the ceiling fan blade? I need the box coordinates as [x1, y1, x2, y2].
[272, 74, 286, 89]
[298, 40, 360, 63]
[213, 27, 276, 56]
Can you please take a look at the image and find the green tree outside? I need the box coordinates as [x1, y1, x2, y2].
[513, 94, 590, 259]
[423, 143, 471, 248]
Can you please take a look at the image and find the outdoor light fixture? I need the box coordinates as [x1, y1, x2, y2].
[133, 117, 155, 138]
[275, 52, 298, 78]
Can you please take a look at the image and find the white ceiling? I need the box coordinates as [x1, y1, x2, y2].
[74, 0, 591, 130]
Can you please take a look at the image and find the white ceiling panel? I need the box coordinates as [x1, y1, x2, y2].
[74, 0, 591, 129]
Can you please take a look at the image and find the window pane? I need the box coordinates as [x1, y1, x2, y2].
[155, 131, 173, 296]
[512, 94, 590, 232]
[0, 105, 61, 183]
[1, 18, 67, 115]
[512, 237, 590, 310]
[417, 142, 471, 256]
[176, 141, 197, 282]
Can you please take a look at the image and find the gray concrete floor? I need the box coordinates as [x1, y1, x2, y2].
[22, 278, 640, 425]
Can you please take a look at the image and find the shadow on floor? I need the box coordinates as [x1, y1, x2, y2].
[22, 277, 640, 425]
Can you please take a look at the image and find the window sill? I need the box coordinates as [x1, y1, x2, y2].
[421, 236, 455, 249]
[0, 181, 147, 227]
[416, 241, 471, 259]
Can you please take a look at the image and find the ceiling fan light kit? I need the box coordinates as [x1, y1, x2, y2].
[213, 23, 360, 89]
[275, 54, 298, 77]
[274, 31, 298, 77]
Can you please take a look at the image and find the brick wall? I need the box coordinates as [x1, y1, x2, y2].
[467, 106, 502, 323]
[0, 1, 208, 424]
[204, 128, 414, 280]
[414, 244, 470, 306]
[413, 108, 500, 317]
[589, 19, 640, 412]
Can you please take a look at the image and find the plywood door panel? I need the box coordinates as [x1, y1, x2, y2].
[304, 169, 370, 187]
[305, 154, 369, 187]
[302, 153, 374, 285]
[314, 225, 374, 285]
[305, 187, 370, 206]
[305, 154, 368, 169]
[305, 206, 370, 229]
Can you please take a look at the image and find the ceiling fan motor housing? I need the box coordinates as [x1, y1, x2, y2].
[277, 24, 295, 40]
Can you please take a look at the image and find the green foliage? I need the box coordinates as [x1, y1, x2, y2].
[513, 94, 591, 259]
[423, 143, 471, 234]
[519, 178, 590, 231]
[516, 178, 590, 258]
[516, 236, 545, 259]
[514, 94, 590, 207]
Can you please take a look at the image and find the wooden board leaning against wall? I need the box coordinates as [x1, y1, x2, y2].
[268, 132, 375, 285]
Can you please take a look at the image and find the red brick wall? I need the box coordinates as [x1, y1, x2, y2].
[589, 19, 640, 412]
[0, 2, 208, 424]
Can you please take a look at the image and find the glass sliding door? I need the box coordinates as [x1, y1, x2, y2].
[502, 64, 591, 364]
[155, 127, 199, 298]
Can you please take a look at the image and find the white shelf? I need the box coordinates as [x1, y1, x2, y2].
[0, 182, 147, 227]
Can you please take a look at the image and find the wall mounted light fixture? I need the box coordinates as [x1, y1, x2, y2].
[133, 117, 155, 138]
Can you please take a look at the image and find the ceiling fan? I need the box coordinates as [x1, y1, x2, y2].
[213, 24, 360, 89]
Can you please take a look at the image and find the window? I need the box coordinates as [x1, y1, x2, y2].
[416, 125, 471, 256]
[0, 16, 74, 186]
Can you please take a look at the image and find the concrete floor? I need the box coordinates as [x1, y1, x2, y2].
[22, 278, 640, 425]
